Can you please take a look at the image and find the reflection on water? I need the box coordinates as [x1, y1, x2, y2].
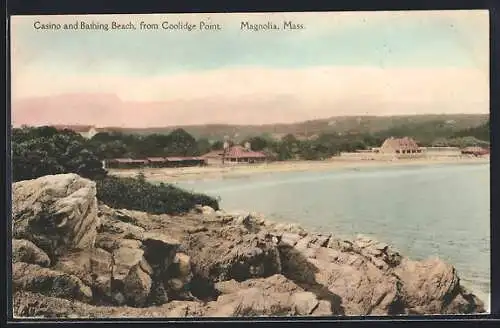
[178, 163, 490, 308]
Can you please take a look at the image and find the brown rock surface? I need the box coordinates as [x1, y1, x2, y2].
[12, 174, 100, 260]
[12, 239, 51, 267]
[13, 262, 93, 303]
[11, 174, 486, 318]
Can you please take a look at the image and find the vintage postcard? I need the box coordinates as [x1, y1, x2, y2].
[10, 10, 490, 318]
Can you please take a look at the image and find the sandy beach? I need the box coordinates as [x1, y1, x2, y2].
[108, 155, 490, 183]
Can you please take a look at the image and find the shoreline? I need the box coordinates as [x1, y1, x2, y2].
[108, 155, 491, 310]
[108, 156, 489, 183]
[12, 173, 488, 316]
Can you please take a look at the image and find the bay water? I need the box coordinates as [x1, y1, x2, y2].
[176, 162, 490, 310]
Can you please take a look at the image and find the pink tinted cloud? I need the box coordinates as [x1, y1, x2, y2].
[11, 66, 488, 127]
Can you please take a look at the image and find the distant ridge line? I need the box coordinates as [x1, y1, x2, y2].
[14, 113, 489, 130]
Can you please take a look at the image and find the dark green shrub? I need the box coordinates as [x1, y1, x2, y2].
[12, 127, 106, 182]
[12, 126, 219, 215]
[95, 176, 219, 215]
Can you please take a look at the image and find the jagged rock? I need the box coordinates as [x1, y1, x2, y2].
[215, 274, 303, 295]
[206, 287, 292, 317]
[185, 228, 282, 283]
[311, 300, 334, 316]
[148, 281, 169, 305]
[13, 262, 92, 302]
[123, 264, 152, 307]
[95, 212, 146, 255]
[327, 238, 362, 254]
[185, 226, 208, 234]
[279, 241, 402, 315]
[164, 252, 193, 300]
[193, 204, 204, 213]
[114, 209, 149, 227]
[279, 232, 303, 247]
[291, 291, 320, 315]
[207, 275, 327, 317]
[142, 232, 180, 270]
[142, 232, 180, 249]
[279, 223, 308, 236]
[12, 239, 51, 267]
[110, 245, 155, 307]
[10, 174, 486, 317]
[112, 247, 144, 282]
[251, 213, 266, 226]
[394, 257, 484, 314]
[295, 236, 317, 252]
[13, 291, 205, 318]
[98, 217, 145, 241]
[53, 248, 113, 301]
[139, 258, 153, 276]
[310, 233, 332, 248]
[173, 253, 191, 279]
[353, 235, 402, 269]
[12, 174, 100, 260]
[234, 215, 251, 226]
[201, 206, 215, 216]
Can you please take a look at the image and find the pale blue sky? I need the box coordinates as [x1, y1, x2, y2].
[11, 11, 488, 77]
[10, 11, 489, 126]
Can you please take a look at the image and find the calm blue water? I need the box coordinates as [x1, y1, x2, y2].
[176, 163, 490, 306]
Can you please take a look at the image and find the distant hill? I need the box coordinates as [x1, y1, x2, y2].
[13, 92, 488, 130]
[90, 114, 488, 142]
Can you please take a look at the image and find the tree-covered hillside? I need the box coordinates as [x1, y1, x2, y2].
[96, 114, 488, 143]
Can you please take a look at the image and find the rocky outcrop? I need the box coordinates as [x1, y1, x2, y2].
[12, 239, 51, 267]
[12, 174, 100, 260]
[184, 227, 282, 283]
[12, 262, 93, 302]
[11, 174, 486, 318]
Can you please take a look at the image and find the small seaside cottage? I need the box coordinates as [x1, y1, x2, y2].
[224, 145, 267, 164]
[164, 157, 207, 167]
[146, 157, 169, 168]
[201, 150, 226, 165]
[52, 125, 104, 139]
[461, 146, 489, 156]
[105, 158, 148, 169]
[378, 137, 423, 155]
[104, 157, 207, 169]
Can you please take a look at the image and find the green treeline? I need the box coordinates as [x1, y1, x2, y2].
[10, 119, 488, 213]
[12, 119, 490, 180]
[11, 126, 219, 214]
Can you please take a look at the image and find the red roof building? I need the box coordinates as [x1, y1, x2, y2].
[461, 147, 489, 156]
[224, 145, 267, 160]
[201, 145, 267, 164]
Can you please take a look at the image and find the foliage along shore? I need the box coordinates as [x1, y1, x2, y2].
[11, 121, 489, 213]
[108, 155, 490, 184]
[9, 122, 489, 317]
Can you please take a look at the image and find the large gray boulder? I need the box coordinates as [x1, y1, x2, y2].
[53, 248, 114, 303]
[12, 262, 93, 302]
[394, 257, 485, 314]
[10, 174, 486, 317]
[206, 274, 332, 317]
[12, 174, 100, 260]
[183, 227, 282, 283]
